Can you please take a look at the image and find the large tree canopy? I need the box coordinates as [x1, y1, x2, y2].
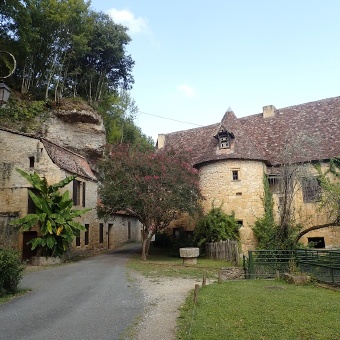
[98, 145, 203, 260]
[0, 0, 134, 102]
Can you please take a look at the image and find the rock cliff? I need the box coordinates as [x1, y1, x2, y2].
[44, 107, 106, 162]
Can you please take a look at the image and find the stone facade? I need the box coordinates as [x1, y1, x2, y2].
[0, 128, 141, 259]
[199, 159, 265, 252]
[158, 96, 340, 252]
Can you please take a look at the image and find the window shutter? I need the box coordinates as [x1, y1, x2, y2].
[82, 182, 86, 207]
[73, 180, 78, 205]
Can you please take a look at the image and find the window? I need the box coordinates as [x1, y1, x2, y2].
[219, 135, 229, 148]
[73, 179, 86, 207]
[75, 233, 80, 247]
[218, 130, 229, 149]
[29, 156, 35, 168]
[302, 177, 321, 203]
[128, 221, 131, 240]
[84, 224, 89, 245]
[268, 175, 281, 193]
[232, 170, 239, 181]
[99, 223, 104, 244]
[236, 220, 243, 228]
[308, 237, 325, 248]
[215, 127, 233, 150]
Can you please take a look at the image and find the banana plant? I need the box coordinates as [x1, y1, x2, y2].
[11, 169, 90, 257]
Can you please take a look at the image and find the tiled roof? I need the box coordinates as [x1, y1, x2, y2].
[42, 139, 97, 181]
[160, 96, 340, 166]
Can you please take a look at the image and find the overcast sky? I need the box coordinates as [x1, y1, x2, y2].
[90, 0, 340, 142]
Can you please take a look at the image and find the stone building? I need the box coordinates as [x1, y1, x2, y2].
[0, 125, 141, 259]
[157, 96, 340, 252]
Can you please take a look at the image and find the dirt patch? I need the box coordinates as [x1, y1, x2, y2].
[132, 274, 212, 340]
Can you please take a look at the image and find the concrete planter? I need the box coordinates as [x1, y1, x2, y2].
[179, 247, 200, 265]
[31, 256, 63, 266]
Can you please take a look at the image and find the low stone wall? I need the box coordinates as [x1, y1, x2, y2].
[219, 267, 245, 280]
[31, 256, 63, 266]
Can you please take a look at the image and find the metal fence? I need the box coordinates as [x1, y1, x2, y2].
[243, 249, 340, 285]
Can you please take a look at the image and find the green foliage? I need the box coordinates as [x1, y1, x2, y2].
[98, 145, 202, 259]
[11, 169, 89, 257]
[98, 91, 154, 149]
[170, 230, 195, 257]
[0, 97, 46, 121]
[98, 145, 202, 230]
[193, 204, 240, 252]
[1, 0, 134, 102]
[253, 174, 301, 250]
[0, 248, 24, 296]
[316, 158, 340, 224]
[177, 280, 340, 340]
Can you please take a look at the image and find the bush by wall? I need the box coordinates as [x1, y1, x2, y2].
[0, 248, 24, 296]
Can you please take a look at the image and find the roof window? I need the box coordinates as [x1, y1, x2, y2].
[214, 127, 234, 149]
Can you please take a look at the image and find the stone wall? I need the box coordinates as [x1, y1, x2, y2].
[199, 159, 266, 252]
[104, 215, 142, 249]
[0, 130, 101, 255]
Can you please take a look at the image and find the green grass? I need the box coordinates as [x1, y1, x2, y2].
[177, 280, 340, 340]
[126, 246, 234, 280]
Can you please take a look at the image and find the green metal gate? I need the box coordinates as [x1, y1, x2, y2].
[243, 249, 340, 285]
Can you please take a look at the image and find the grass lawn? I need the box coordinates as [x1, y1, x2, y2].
[177, 280, 340, 340]
[126, 246, 233, 280]
[127, 246, 340, 340]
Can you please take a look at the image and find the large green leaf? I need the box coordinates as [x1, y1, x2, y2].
[10, 214, 39, 230]
[50, 175, 76, 193]
[67, 221, 86, 231]
[46, 220, 53, 234]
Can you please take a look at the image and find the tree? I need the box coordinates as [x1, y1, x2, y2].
[11, 169, 89, 257]
[0, 1, 134, 103]
[295, 158, 340, 242]
[252, 131, 318, 250]
[98, 145, 202, 260]
[98, 90, 154, 150]
[193, 204, 240, 252]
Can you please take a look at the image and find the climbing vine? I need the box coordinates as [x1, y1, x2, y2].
[315, 158, 340, 224]
[253, 173, 301, 250]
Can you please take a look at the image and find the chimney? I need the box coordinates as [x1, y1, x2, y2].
[262, 105, 276, 118]
[156, 134, 165, 149]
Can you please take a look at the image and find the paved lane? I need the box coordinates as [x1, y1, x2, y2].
[0, 243, 144, 340]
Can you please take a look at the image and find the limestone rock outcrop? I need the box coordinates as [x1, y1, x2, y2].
[43, 107, 106, 162]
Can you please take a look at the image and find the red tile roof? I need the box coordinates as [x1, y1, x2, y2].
[159, 96, 340, 167]
[42, 139, 97, 181]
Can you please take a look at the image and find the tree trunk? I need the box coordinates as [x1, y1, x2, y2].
[141, 230, 149, 261]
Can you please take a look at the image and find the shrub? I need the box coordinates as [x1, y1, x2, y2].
[193, 204, 240, 253]
[170, 229, 195, 257]
[0, 248, 24, 296]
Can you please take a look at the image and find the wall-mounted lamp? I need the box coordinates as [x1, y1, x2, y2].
[0, 51, 16, 104]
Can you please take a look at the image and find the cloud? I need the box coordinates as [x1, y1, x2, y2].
[106, 8, 147, 34]
[177, 84, 196, 98]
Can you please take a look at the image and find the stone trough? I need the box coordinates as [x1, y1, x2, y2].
[179, 247, 199, 265]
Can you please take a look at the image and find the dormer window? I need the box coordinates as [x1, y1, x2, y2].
[219, 131, 229, 149]
[214, 127, 233, 149]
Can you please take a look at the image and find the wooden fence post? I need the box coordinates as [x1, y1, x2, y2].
[202, 270, 207, 287]
[194, 284, 200, 304]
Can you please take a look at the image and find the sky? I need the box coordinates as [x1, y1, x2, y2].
[89, 0, 340, 142]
